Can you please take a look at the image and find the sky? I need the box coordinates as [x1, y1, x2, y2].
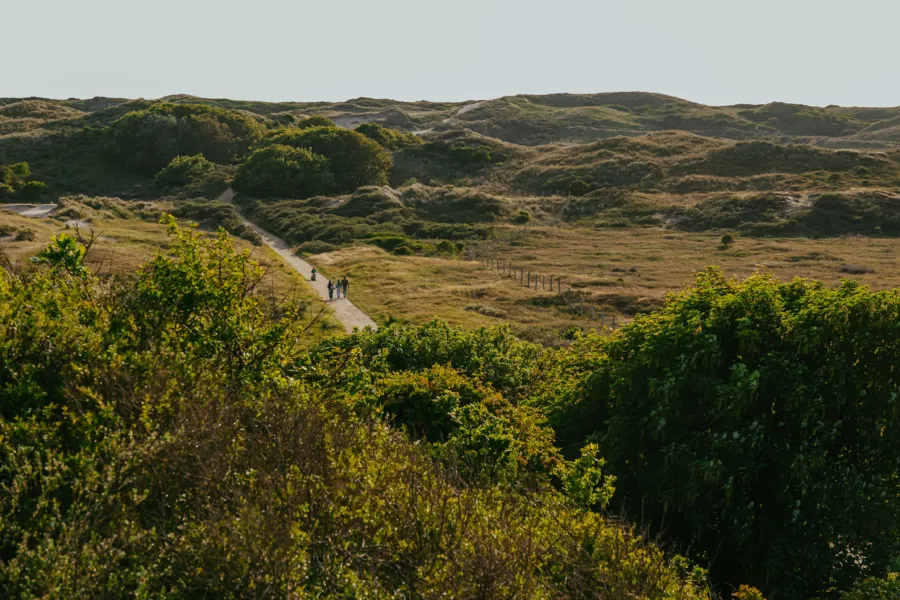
[3, 0, 898, 107]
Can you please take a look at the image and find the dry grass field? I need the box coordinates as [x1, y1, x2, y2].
[309, 223, 900, 344]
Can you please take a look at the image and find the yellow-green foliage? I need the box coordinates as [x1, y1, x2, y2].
[0, 226, 709, 599]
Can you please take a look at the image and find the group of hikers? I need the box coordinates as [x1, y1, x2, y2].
[311, 268, 350, 301]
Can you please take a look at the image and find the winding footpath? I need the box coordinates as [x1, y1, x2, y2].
[219, 189, 378, 333]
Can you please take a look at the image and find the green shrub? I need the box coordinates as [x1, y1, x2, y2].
[553, 269, 900, 597]
[232, 144, 333, 199]
[171, 199, 262, 244]
[105, 102, 266, 172]
[16, 180, 46, 202]
[155, 154, 215, 189]
[356, 122, 422, 150]
[368, 234, 413, 252]
[295, 115, 334, 129]
[569, 179, 591, 196]
[841, 575, 900, 600]
[264, 126, 392, 192]
[436, 239, 456, 254]
[0, 162, 47, 202]
[392, 244, 414, 256]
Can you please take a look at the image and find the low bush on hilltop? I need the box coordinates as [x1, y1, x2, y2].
[104, 102, 266, 172]
[356, 122, 422, 149]
[0, 226, 709, 599]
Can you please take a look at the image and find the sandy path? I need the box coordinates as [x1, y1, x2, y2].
[2, 204, 57, 218]
[219, 189, 378, 333]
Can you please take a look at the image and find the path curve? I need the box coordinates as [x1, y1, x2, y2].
[219, 189, 378, 333]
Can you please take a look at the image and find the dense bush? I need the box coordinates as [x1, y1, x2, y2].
[154, 153, 215, 189]
[0, 227, 709, 599]
[356, 122, 422, 150]
[0, 161, 47, 202]
[232, 144, 333, 199]
[105, 102, 266, 172]
[295, 115, 335, 129]
[264, 126, 392, 192]
[549, 269, 900, 598]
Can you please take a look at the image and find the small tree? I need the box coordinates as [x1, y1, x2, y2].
[720, 233, 735, 248]
[33, 233, 88, 275]
[569, 179, 590, 197]
[155, 154, 215, 189]
[513, 210, 532, 232]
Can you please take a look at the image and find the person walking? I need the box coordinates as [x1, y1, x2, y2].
[327, 280, 334, 301]
[341, 276, 349, 298]
[310, 267, 317, 282]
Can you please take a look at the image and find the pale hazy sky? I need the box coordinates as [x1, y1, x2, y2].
[3, 0, 898, 107]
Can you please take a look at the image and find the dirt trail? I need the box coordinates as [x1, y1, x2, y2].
[219, 189, 378, 333]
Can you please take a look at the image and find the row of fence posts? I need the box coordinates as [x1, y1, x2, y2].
[477, 256, 616, 328]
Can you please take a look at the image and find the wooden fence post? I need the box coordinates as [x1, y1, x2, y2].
[527, 272, 530, 287]
[557, 278, 562, 294]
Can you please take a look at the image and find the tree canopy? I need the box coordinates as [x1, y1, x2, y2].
[263, 126, 392, 193]
[547, 268, 900, 598]
[232, 144, 333, 199]
[105, 103, 266, 172]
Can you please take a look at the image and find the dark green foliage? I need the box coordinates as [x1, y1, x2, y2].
[513, 210, 532, 226]
[356, 122, 422, 150]
[232, 144, 333, 199]
[170, 199, 262, 244]
[105, 102, 266, 172]
[720, 232, 734, 247]
[154, 153, 215, 189]
[551, 269, 900, 598]
[264, 126, 392, 192]
[436, 239, 456, 254]
[15, 180, 46, 202]
[569, 179, 591, 196]
[0, 161, 47, 202]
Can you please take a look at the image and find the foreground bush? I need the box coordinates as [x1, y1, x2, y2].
[550, 268, 900, 598]
[0, 228, 708, 599]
